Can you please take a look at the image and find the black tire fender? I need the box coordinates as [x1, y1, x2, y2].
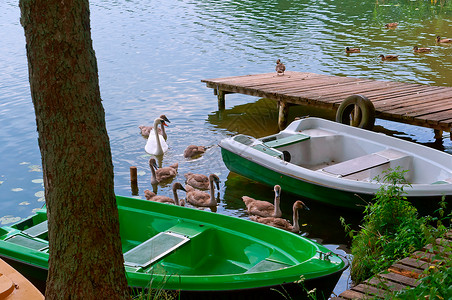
[335, 94, 375, 130]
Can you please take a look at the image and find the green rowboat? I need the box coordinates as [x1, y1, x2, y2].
[219, 117, 452, 210]
[0, 196, 347, 299]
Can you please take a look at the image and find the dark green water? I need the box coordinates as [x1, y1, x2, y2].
[1, 0, 451, 295]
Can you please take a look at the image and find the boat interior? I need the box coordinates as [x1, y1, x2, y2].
[119, 206, 299, 276]
[1, 211, 49, 253]
[1, 205, 317, 277]
[234, 127, 452, 184]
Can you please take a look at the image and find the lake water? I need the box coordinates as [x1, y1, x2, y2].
[1, 0, 451, 296]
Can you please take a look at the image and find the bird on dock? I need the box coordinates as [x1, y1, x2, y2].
[275, 59, 286, 75]
[413, 46, 431, 53]
[145, 116, 170, 155]
[384, 22, 398, 29]
[250, 200, 309, 233]
[184, 172, 210, 190]
[144, 182, 186, 206]
[242, 185, 282, 218]
[379, 54, 399, 61]
[184, 145, 206, 159]
[345, 47, 360, 53]
[149, 158, 178, 185]
[185, 174, 221, 208]
[436, 36, 452, 43]
[139, 114, 169, 140]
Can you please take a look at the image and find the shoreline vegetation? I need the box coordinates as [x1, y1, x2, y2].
[341, 167, 451, 299]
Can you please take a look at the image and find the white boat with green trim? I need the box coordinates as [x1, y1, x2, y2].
[219, 117, 452, 209]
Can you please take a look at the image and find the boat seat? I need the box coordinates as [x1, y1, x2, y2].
[322, 149, 408, 177]
[5, 235, 48, 251]
[123, 231, 190, 268]
[245, 259, 291, 274]
[262, 134, 310, 149]
[251, 144, 283, 158]
[23, 220, 48, 238]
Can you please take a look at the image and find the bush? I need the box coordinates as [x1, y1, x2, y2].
[341, 168, 437, 284]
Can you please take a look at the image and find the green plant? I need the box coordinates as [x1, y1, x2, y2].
[129, 270, 180, 300]
[341, 168, 437, 284]
[271, 275, 323, 300]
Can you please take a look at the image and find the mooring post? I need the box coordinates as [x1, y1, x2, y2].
[434, 129, 443, 140]
[278, 100, 289, 130]
[130, 166, 138, 196]
[217, 89, 226, 111]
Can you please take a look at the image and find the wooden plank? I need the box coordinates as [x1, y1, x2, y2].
[377, 272, 419, 287]
[372, 86, 449, 105]
[366, 277, 406, 291]
[337, 289, 371, 299]
[374, 93, 452, 111]
[388, 263, 423, 278]
[259, 77, 362, 93]
[387, 100, 452, 115]
[319, 85, 431, 104]
[278, 79, 397, 95]
[398, 257, 435, 270]
[371, 87, 448, 106]
[351, 283, 386, 298]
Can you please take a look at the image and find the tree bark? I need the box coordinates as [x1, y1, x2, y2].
[19, 0, 129, 298]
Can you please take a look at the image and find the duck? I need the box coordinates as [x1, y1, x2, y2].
[379, 54, 399, 61]
[413, 46, 431, 53]
[184, 145, 206, 159]
[184, 172, 210, 190]
[436, 36, 452, 43]
[275, 59, 286, 75]
[345, 47, 360, 53]
[250, 200, 309, 233]
[149, 158, 178, 185]
[384, 22, 398, 29]
[144, 116, 170, 155]
[185, 174, 220, 207]
[139, 114, 168, 140]
[242, 185, 282, 218]
[144, 182, 186, 206]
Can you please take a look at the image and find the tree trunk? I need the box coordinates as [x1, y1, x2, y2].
[19, 0, 129, 298]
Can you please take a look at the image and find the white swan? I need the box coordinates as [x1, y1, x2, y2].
[145, 116, 170, 155]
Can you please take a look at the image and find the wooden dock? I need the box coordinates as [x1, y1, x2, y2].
[201, 72, 452, 139]
[331, 230, 452, 299]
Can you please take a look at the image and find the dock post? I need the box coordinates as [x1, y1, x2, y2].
[217, 89, 226, 110]
[434, 129, 443, 140]
[130, 166, 138, 196]
[278, 100, 289, 130]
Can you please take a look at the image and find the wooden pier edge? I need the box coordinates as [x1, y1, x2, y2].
[202, 72, 452, 140]
[330, 230, 452, 299]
